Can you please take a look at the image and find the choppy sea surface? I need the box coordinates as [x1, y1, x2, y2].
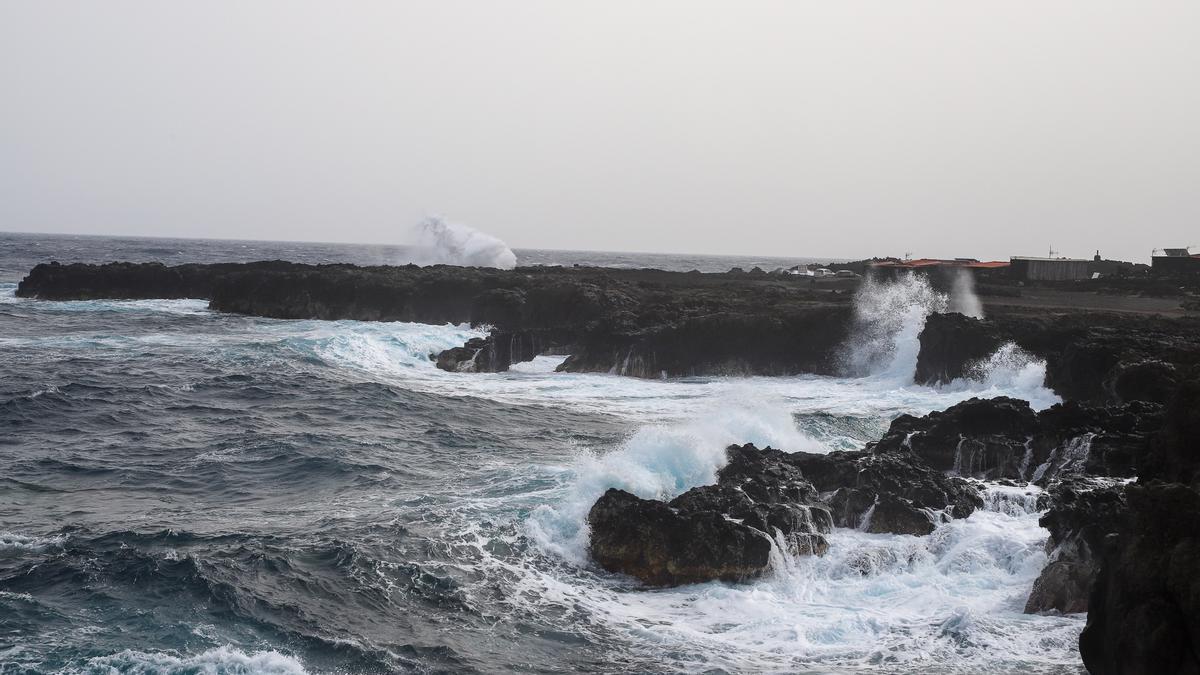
[1, 232, 1082, 673]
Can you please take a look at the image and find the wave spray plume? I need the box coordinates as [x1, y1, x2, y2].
[403, 216, 517, 269]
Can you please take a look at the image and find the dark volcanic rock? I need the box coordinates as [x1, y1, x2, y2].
[19, 260, 854, 378]
[913, 312, 1007, 385]
[1024, 479, 1125, 614]
[586, 442, 988, 586]
[587, 445, 833, 586]
[22, 261, 1200, 397]
[588, 445, 830, 584]
[435, 337, 491, 372]
[15, 260, 257, 300]
[434, 331, 564, 373]
[873, 396, 1163, 482]
[915, 311, 1200, 405]
[1079, 483, 1200, 675]
[1079, 381, 1200, 675]
[878, 396, 1038, 479]
[587, 488, 774, 586]
[786, 448, 983, 534]
[558, 307, 851, 378]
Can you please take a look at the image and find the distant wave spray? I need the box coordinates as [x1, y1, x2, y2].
[948, 268, 984, 319]
[403, 216, 517, 269]
[841, 272, 1053, 405]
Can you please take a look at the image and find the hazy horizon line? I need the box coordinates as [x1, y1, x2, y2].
[1, 228, 861, 263]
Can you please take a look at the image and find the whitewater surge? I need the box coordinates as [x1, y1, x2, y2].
[501, 479, 1080, 673]
[525, 393, 824, 564]
[839, 273, 1053, 405]
[402, 216, 517, 269]
[842, 273, 949, 380]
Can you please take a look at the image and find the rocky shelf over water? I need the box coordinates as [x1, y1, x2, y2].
[18, 261, 1200, 403]
[18, 260, 856, 378]
[915, 311, 1200, 405]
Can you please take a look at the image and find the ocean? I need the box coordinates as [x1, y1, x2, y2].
[1, 232, 1083, 674]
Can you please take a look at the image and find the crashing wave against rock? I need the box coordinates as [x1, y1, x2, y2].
[587, 443, 983, 586]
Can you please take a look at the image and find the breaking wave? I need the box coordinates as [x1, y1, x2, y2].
[402, 216, 517, 269]
[842, 273, 949, 381]
[525, 393, 824, 565]
[0, 532, 68, 553]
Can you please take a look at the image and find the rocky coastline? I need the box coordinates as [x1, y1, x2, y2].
[16, 259, 1200, 672]
[18, 260, 856, 377]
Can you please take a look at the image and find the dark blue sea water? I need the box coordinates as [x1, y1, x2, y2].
[1, 232, 1085, 674]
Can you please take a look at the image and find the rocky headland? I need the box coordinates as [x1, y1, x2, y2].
[17, 260, 1200, 388]
[18, 260, 856, 377]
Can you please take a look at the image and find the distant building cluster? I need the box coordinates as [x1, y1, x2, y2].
[765, 247, 1198, 283]
[857, 247, 1200, 281]
[1153, 248, 1200, 277]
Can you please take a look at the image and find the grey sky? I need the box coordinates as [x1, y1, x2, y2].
[2, 2, 1197, 262]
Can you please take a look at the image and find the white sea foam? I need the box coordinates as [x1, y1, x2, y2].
[260, 317, 1061, 425]
[504, 496, 1080, 673]
[70, 646, 309, 675]
[979, 482, 1045, 517]
[0, 532, 68, 552]
[41, 297, 211, 315]
[942, 342, 1061, 410]
[402, 216, 517, 269]
[0, 282, 20, 304]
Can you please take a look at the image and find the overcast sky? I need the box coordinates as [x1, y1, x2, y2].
[2, 2, 1197, 262]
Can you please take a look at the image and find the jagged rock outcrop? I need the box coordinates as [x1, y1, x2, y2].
[587, 445, 832, 586]
[915, 312, 1200, 405]
[1079, 379, 1200, 675]
[433, 331, 564, 373]
[557, 307, 851, 377]
[913, 312, 1007, 385]
[21, 261, 1200, 397]
[786, 447, 983, 535]
[587, 488, 777, 586]
[873, 396, 1164, 482]
[587, 443, 983, 585]
[1024, 479, 1125, 614]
